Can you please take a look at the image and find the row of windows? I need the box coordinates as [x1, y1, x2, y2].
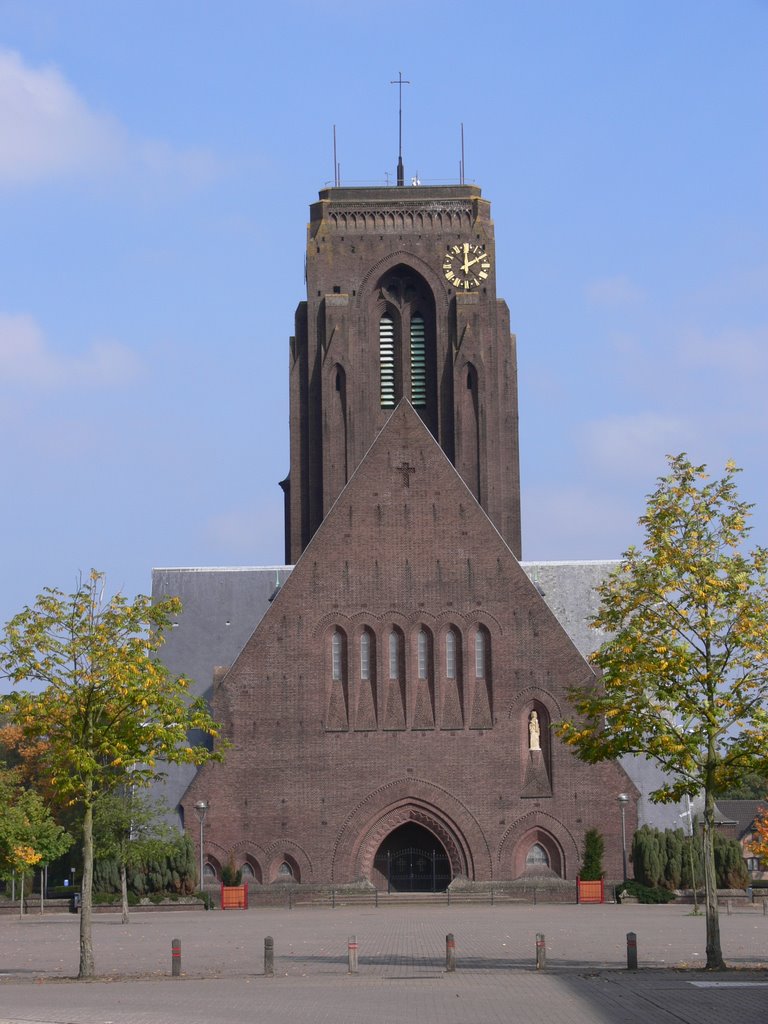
[331, 627, 488, 682]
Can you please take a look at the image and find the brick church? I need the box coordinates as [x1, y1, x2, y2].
[155, 182, 646, 889]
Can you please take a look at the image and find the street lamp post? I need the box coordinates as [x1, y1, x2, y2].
[194, 801, 208, 890]
[617, 793, 630, 884]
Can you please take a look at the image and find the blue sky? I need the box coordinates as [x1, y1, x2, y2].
[0, 0, 766, 626]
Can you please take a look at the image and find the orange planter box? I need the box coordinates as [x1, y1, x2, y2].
[220, 883, 248, 909]
[576, 878, 604, 904]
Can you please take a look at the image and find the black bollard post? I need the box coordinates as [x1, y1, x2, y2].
[171, 937, 181, 977]
[535, 933, 546, 970]
[264, 935, 274, 977]
[626, 931, 638, 970]
[348, 934, 359, 974]
[446, 932, 456, 972]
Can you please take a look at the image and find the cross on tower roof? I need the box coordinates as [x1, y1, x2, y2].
[390, 72, 411, 187]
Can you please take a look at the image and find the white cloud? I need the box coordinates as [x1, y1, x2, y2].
[676, 326, 768, 378]
[584, 275, 645, 307]
[581, 412, 695, 479]
[0, 49, 220, 187]
[0, 312, 141, 389]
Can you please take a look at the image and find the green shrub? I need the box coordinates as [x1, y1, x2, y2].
[631, 825, 748, 891]
[93, 835, 197, 896]
[221, 857, 242, 887]
[621, 880, 676, 904]
[580, 828, 604, 881]
[194, 890, 213, 910]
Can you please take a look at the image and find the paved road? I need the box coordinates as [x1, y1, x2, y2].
[1, 904, 766, 1022]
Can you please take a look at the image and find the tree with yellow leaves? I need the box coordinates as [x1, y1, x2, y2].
[0, 571, 223, 978]
[558, 455, 768, 970]
[749, 804, 768, 864]
[0, 765, 72, 916]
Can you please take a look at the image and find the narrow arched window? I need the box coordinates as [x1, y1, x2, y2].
[418, 629, 428, 680]
[389, 631, 399, 679]
[410, 314, 426, 407]
[446, 630, 457, 679]
[475, 630, 486, 679]
[332, 630, 343, 681]
[277, 861, 293, 879]
[360, 631, 371, 680]
[379, 315, 396, 408]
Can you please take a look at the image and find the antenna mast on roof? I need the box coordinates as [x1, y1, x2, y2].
[460, 123, 465, 185]
[332, 125, 340, 187]
[390, 72, 410, 187]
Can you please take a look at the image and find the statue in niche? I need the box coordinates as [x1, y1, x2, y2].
[528, 710, 541, 751]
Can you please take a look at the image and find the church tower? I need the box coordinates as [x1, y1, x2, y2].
[283, 185, 522, 563]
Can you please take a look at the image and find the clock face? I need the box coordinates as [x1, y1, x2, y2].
[443, 242, 492, 290]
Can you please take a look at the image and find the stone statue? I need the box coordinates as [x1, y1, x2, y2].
[529, 710, 541, 751]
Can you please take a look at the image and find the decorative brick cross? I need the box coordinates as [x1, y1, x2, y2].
[396, 461, 416, 487]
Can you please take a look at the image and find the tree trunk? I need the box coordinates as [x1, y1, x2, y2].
[79, 792, 95, 978]
[19, 873, 24, 917]
[120, 861, 130, 925]
[40, 867, 45, 915]
[702, 786, 726, 969]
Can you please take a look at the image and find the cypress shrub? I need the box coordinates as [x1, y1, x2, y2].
[580, 828, 605, 880]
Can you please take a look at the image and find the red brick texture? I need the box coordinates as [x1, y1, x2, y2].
[181, 403, 637, 884]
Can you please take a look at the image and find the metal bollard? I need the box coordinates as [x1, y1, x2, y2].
[348, 934, 359, 974]
[446, 932, 456, 972]
[764, 900, 767, 918]
[626, 931, 638, 970]
[535, 933, 546, 970]
[264, 935, 274, 977]
[727, 899, 732, 916]
[171, 938, 181, 977]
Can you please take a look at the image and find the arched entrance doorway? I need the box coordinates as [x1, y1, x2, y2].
[372, 822, 451, 892]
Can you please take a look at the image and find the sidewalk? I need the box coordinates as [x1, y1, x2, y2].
[1, 904, 766, 1023]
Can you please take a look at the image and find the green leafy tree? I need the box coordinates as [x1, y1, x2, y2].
[0, 571, 223, 978]
[93, 792, 176, 924]
[579, 828, 604, 881]
[558, 456, 768, 970]
[0, 766, 72, 915]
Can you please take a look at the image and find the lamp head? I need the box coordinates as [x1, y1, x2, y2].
[194, 800, 209, 822]
[617, 793, 630, 805]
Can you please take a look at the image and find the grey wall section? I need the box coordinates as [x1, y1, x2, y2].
[151, 566, 292, 823]
[152, 559, 686, 835]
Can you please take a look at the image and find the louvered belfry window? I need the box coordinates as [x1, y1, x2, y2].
[379, 315, 396, 408]
[410, 314, 426, 407]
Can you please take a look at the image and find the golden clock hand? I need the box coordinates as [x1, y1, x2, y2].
[462, 243, 470, 275]
[466, 253, 487, 269]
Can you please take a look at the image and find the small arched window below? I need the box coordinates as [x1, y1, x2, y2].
[203, 862, 217, 880]
[389, 631, 400, 680]
[474, 630, 486, 679]
[277, 861, 293, 879]
[526, 843, 549, 867]
[360, 631, 371, 680]
[332, 630, 343, 681]
[240, 863, 255, 879]
[445, 630, 457, 679]
[418, 629, 428, 680]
